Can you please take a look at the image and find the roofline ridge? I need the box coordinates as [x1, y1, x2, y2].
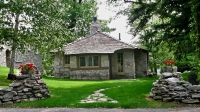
[64, 32, 99, 46]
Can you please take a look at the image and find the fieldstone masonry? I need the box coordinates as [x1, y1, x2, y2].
[79, 88, 118, 103]
[150, 72, 200, 104]
[0, 75, 50, 105]
[0, 45, 43, 74]
[70, 69, 109, 80]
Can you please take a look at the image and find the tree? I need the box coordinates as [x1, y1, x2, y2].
[129, 0, 200, 57]
[0, 0, 75, 77]
[99, 19, 116, 33]
[41, 0, 98, 76]
[107, 0, 200, 71]
[62, 0, 97, 37]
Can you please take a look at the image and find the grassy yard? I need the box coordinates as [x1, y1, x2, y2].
[0, 66, 13, 88]
[0, 66, 189, 108]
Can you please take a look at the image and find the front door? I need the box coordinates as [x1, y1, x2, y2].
[117, 53, 124, 74]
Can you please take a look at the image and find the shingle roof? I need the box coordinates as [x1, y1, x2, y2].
[62, 31, 145, 55]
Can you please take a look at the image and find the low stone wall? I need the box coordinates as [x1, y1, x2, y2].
[150, 72, 200, 104]
[70, 69, 109, 80]
[0, 75, 50, 105]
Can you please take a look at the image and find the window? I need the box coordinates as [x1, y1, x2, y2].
[117, 53, 123, 73]
[64, 55, 70, 66]
[79, 55, 99, 67]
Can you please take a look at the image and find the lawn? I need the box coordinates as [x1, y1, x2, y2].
[0, 66, 13, 88]
[0, 66, 188, 108]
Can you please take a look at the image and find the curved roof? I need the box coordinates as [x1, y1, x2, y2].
[63, 31, 145, 55]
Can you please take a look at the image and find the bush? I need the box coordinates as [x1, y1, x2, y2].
[176, 60, 195, 73]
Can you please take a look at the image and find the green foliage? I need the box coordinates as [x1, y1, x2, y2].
[99, 19, 116, 33]
[61, 0, 97, 37]
[175, 55, 197, 72]
[0, 0, 98, 76]
[106, 0, 200, 72]
[42, 53, 54, 76]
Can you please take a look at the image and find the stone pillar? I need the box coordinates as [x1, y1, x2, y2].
[164, 66, 173, 72]
[173, 66, 178, 73]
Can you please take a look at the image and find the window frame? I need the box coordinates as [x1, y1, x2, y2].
[64, 55, 70, 67]
[79, 55, 100, 68]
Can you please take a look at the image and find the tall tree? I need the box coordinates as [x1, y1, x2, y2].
[0, 0, 98, 76]
[107, 0, 200, 71]
[129, 0, 200, 58]
[0, 0, 74, 76]
[62, 0, 97, 37]
[42, 0, 98, 76]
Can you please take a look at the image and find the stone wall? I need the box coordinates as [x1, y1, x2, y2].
[111, 49, 135, 79]
[53, 49, 147, 79]
[101, 55, 109, 67]
[0, 45, 43, 74]
[53, 52, 70, 78]
[0, 45, 9, 67]
[69, 55, 110, 80]
[0, 75, 50, 105]
[16, 50, 43, 74]
[70, 69, 109, 80]
[134, 49, 148, 77]
[150, 72, 200, 104]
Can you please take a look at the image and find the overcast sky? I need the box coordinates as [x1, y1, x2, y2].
[96, 0, 134, 43]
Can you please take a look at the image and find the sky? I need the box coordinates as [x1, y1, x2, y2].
[96, 0, 135, 43]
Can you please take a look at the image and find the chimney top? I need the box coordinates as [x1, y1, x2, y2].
[93, 16, 97, 22]
[90, 16, 101, 35]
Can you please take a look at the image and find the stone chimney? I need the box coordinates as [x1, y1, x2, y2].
[90, 16, 101, 35]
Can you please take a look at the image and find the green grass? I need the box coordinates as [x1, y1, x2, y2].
[0, 66, 189, 108]
[0, 66, 12, 88]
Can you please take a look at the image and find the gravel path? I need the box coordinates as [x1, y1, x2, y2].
[0, 107, 200, 112]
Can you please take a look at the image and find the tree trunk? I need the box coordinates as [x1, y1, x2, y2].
[8, 13, 20, 76]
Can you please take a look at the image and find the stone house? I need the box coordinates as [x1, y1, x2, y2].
[52, 17, 148, 80]
[0, 45, 42, 73]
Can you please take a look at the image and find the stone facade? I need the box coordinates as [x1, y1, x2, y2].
[134, 49, 148, 77]
[0, 45, 42, 74]
[150, 72, 200, 104]
[70, 69, 109, 80]
[53, 49, 148, 80]
[111, 49, 136, 79]
[70, 54, 109, 80]
[101, 54, 109, 67]
[53, 52, 70, 78]
[0, 75, 50, 105]
[90, 17, 101, 35]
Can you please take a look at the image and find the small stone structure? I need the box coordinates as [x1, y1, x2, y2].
[0, 75, 50, 105]
[150, 72, 200, 104]
[51, 17, 148, 80]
